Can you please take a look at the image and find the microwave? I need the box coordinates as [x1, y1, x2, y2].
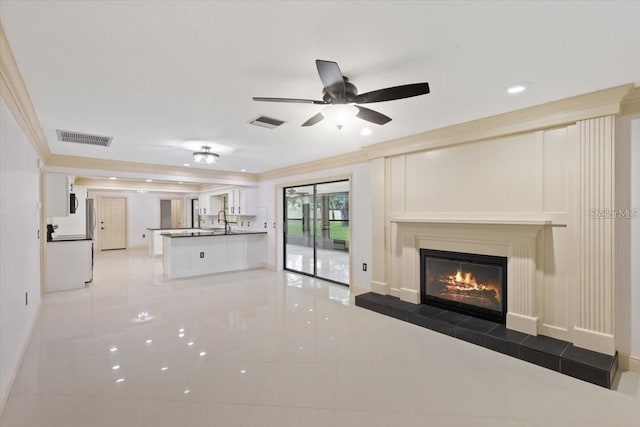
[69, 193, 78, 214]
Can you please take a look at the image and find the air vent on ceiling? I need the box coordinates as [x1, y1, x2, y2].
[56, 129, 113, 147]
[249, 115, 285, 129]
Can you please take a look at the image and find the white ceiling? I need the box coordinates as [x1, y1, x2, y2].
[2, 1, 640, 175]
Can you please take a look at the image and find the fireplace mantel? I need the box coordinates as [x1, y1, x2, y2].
[383, 220, 545, 336]
[390, 214, 553, 226]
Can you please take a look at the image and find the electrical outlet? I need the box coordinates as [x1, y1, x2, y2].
[264, 222, 267, 229]
[200, 251, 205, 259]
[142, 233, 146, 238]
[362, 263, 367, 271]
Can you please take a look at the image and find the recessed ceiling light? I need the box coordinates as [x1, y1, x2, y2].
[109, 177, 117, 180]
[112, 365, 120, 370]
[145, 179, 152, 182]
[183, 163, 190, 167]
[507, 82, 531, 94]
[199, 351, 206, 357]
[145, 339, 153, 344]
[161, 367, 168, 371]
[361, 128, 372, 136]
[116, 378, 125, 383]
[240, 169, 247, 172]
[110, 346, 118, 352]
[178, 181, 184, 184]
[187, 341, 194, 346]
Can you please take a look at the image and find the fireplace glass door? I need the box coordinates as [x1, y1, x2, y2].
[421, 249, 507, 323]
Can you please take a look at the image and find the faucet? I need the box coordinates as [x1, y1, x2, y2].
[217, 210, 236, 233]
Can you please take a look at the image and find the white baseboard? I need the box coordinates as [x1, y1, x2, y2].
[260, 262, 277, 271]
[619, 354, 640, 373]
[399, 287, 419, 304]
[0, 302, 41, 415]
[371, 280, 388, 295]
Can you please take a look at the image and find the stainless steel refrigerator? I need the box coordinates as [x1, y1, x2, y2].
[86, 199, 96, 239]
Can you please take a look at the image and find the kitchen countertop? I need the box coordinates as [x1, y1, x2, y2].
[49, 236, 92, 242]
[161, 231, 267, 238]
[146, 227, 203, 230]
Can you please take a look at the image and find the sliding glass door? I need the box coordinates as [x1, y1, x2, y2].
[283, 180, 349, 286]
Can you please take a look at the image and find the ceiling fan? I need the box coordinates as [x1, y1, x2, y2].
[253, 60, 430, 128]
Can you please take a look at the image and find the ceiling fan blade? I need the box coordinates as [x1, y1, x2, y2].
[253, 97, 326, 104]
[316, 60, 345, 101]
[355, 106, 392, 125]
[354, 82, 430, 104]
[302, 112, 325, 127]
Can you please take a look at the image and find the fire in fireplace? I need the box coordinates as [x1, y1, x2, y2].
[420, 249, 507, 323]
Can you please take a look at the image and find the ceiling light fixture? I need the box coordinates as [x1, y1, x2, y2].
[145, 179, 152, 182]
[109, 177, 117, 180]
[193, 146, 220, 164]
[507, 82, 531, 95]
[321, 104, 358, 130]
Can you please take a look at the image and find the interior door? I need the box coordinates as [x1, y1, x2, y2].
[99, 197, 126, 250]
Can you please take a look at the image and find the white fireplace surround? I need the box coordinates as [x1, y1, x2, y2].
[388, 217, 550, 336]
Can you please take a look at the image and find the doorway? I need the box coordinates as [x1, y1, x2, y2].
[160, 199, 184, 228]
[98, 196, 127, 250]
[283, 180, 350, 285]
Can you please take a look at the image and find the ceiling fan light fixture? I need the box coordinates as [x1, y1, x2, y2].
[193, 146, 220, 164]
[321, 104, 359, 129]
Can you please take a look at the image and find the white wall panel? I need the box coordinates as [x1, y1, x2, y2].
[543, 128, 570, 213]
[404, 132, 542, 213]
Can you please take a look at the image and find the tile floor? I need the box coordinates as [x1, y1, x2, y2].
[1, 249, 639, 427]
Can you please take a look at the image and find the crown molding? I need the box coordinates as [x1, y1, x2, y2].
[621, 87, 640, 116]
[258, 150, 368, 181]
[362, 83, 635, 159]
[46, 154, 258, 185]
[74, 177, 201, 193]
[0, 23, 50, 160]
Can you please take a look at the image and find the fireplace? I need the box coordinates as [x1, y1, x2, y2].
[420, 249, 507, 323]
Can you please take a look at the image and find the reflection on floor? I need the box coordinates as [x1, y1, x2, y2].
[285, 243, 349, 284]
[1, 248, 639, 427]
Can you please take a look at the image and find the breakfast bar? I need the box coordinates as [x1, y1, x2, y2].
[162, 231, 267, 279]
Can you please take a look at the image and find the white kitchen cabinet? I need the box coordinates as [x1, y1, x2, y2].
[227, 187, 258, 216]
[46, 239, 92, 292]
[198, 193, 211, 215]
[46, 173, 72, 217]
[162, 232, 266, 279]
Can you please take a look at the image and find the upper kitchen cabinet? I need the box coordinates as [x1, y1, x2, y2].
[198, 193, 211, 215]
[227, 187, 257, 216]
[46, 173, 72, 217]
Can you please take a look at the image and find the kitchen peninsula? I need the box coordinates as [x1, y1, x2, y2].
[162, 231, 266, 279]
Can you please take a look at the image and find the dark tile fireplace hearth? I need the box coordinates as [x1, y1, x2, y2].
[355, 292, 618, 388]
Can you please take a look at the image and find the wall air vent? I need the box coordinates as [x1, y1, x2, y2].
[56, 130, 113, 147]
[249, 115, 285, 129]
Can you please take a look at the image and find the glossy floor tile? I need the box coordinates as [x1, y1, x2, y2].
[1, 248, 639, 427]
